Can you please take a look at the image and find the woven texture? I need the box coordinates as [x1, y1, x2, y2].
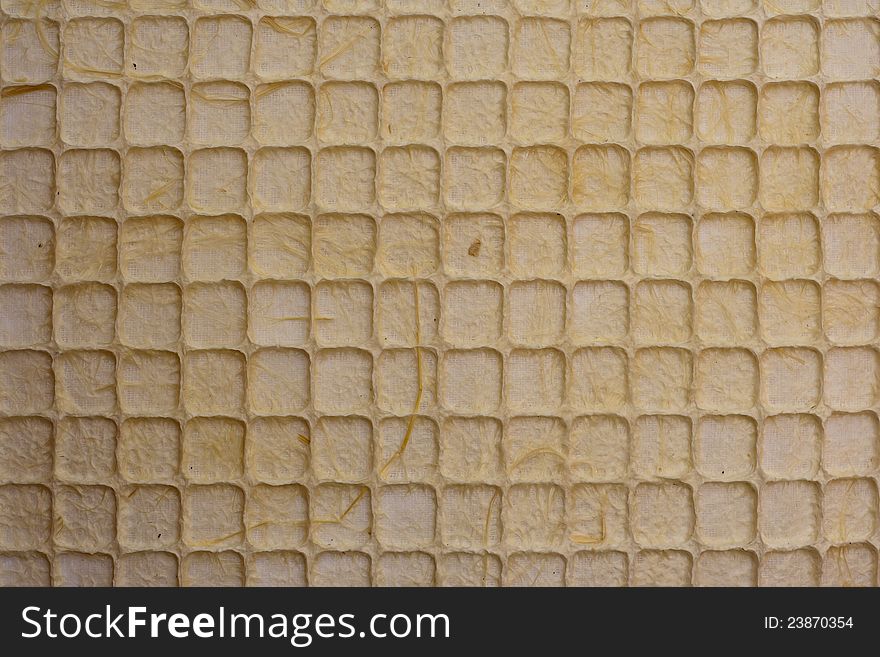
[1, 0, 880, 587]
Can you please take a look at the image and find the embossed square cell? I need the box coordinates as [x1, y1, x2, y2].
[632, 415, 691, 479]
[383, 15, 443, 79]
[440, 416, 503, 483]
[250, 213, 310, 279]
[631, 348, 692, 413]
[696, 483, 757, 548]
[0, 149, 54, 214]
[183, 350, 246, 416]
[823, 478, 878, 543]
[696, 281, 757, 344]
[189, 81, 249, 146]
[0, 552, 51, 587]
[569, 415, 629, 482]
[2, 85, 56, 147]
[504, 552, 566, 587]
[0, 485, 51, 550]
[54, 485, 116, 552]
[376, 485, 436, 550]
[633, 147, 692, 211]
[568, 350, 624, 420]
[444, 82, 506, 146]
[761, 17, 819, 79]
[379, 146, 440, 211]
[822, 214, 880, 279]
[118, 418, 180, 483]
[695, 81, 757, 144]
[509, 147, 568, 211]
[571, 214, 628, 278]
[319, 16, 379, 79]
[759, 549, 820, 587]
[248, 281, 309, 347]
[317, 82, 377, 144]
[314, 214, 374, 277]
[116, 552, 178, 587]
[52, 282, 115, 348]
[377, 348, 437, 415]
[760, 348, 822, 413]
[573, 18, 632, 80]
[632, 213, 691, 276]
[0, 417, 52, 483]
[695, 213, 755, 278]
[124, 82, 184, 146]
[54, 417, 115, 484]
[118, 284, 181, 349]
[822, 146, 880, 213]
[825, 347, 880, 411]
[760, 148, 819, 212]
[503, 484, 565, 550]
[761, 414, 821, 480]
[442, 213, 504, 277]
[249, 148, 312, 212]
[512, 18, 570, 80]
[314, 348, 372, 414]
[117, 350, 180, 415]
[568, 551, 628, 587]
[573, 146, 630, 210]
[759, 280, 821, 345]
[377, 280, 439, 347]
[696, 147, 757, 211]
[246, 484, 308, 549]
[183, 282, 246, 348]
[248, 415, 310, 484]
[508, 214, 565, 279]
[823, 412, 880, 477]
[254, 17, 316, 79]
[510, 83, 568, 144]
[183, 484, 244, 549]
[180, 423, 238, 483]
[378, 214, 438, 278]
[63, 18, 124, 79]
[823, 82, 880, 144]
[760, 481, 820, 549]
[568, 484, 628, 549]
[570, 281, 629, 344]
[314, 280, 372, 347]
[441, 485, 502, 550]
[382, 82, 441, 143]
[310, 484, 371, 549]
[53, 553, 114, 587]
[822, 19, 880, 80]
[632, 483, 694, 548]
[695, 550, 757, 587]
[632, 280, 692, 344]
[441, 349, 502, 414]
[758, 214, 819, 280]
[636, 18, 695, 79]
[1, 19, 59, 83]
[128, 16, 188, 78]
[445, 147, 506, 211]
[698, 19, 757, 78]
[448, 16, 508, 80]
[118, 485, 180, 550]
[0, 216, 54, 282]
[0, 284, 51, 348]
[312, 416, 372, 483]
[254, 82, 314, 147]
[248, 348, 310, 415]
[822, 544, 878, 587]
[315, 147, 375, 212]
[55, 350, 116, 415]
[0, 350, 54, 414]
[122, 147, 184, 214]
[181, 551, 243, 587]
[378, 416, 438, 483]
[508, 281, 565, 346]
[187, 148, 248, 214]
[57, 149, 119, 215]
[182, 215, 246, 282]
[190, 16, 251, 79]
[758, 83, 819, 145]
[695, 415, 756, 480]
[572, 83, 632, 143]
[635, 82, 694, 146]
[311, 551, 371, 587]
[507, 349, 565, 414]
[247, 552, 307, 588]
[503, 416, 564, 483]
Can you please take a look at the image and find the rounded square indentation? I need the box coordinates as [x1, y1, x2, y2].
[761, 413, 822, 480]
[379, 146, 440, 211]
[504, 416, 564, 483]
[117, 552, 178, 587]
[383, 15, 443, 79]
[118, 418, 180, 483]
[312, 416, 372, 483]
[635, 81, 694, 146]
[441, 485, 501, 550]
[2, 84, 57, 147]
[378, 416, 438, 483]
[758, 82, 819, 145]
[55, 217, 116, 283]
[246, 484, 308, 549]
[760, 348, 822, 413]
[183, 282, 246, 348]
[759, 549, 820, 587]
[572, 82, 631, 143]
[378, 213, 438, 278]
[696, 280, 757, 344]
[319, 15, 379, 79]
[631, 347, 692, 413]
[250, 213, 310, 278]
[761, 17, 819, 79]
[505, 552, 566, 587]
[55, 416, 116, 484]
[698, 19, 757, 78]
[254, 16, 316, 79]
[54, 552, 114, 587]
[570, 347, 627, 413]
[508, 280, 566, 346]
[118, 485, 180, 550]
[448, 16, 508, 80]
[181, 215, 246, 282]
[0, 484, 51, 550]
[823, 478, 878, 543]
[574, 145, 630, 210]
[507, 349, 565, 414]
[128, 16, 188, 78]
[54, 485, 116, 552]
[55, 350, 116, 415]
[444, 147, 506, 211]
[0, 216, 54, 282]
[634, 147, 693, 211]
[181, 551, 243, 587]
[315, 147, 375, 212]
[124, 82, 184, 147]
[183, 484, 244, 549]
[822, 544, 878, 587]
[58, 149, 119, 215]
[0, 552, 51, 587]
[822, 214, 880, 279]
[571, 214, 628, 278]
[183, 349, 246, 417]
[441, 349, 502, 414]
[119, 216, 181, 283]
[632, 415, 691, 479]
[695, 348, 758, 413]
[0, 284, 51, 348]
[251, 147, 311, 212]
[377, 348, 437, 415]
[117, 349, 180, 415]
[632, 213, 691, 276]
[314, 348, 373, 414]
[503, 484, 565, 550]
[695, 415, 756, 480]
[440, 416, 502, 483]
[823, 82, 880, 145]
[758, 213, 819, 280]
[822, 146, 880, 213]
[760, 481, 820, 549]
[825, 347, 880, 412]
[574, 18, 632, 80]
[760, 148, 819, 211]
[63, 17, 124, 79]
[759, 280, 821, 345]
[310, 484, 371, 549]
[0, 350, 54, 414]
[570, 281, 629, 345]
[123, 147, 184, 213]
[568, 484, 628, 549]
[695, 81, 756, 144]
[513, 17, 570, 80]
[633, 280, 692, 344]
[569, 415, 629, 482]
[0, 417, 53, 483]
[311, 551, 371, 587]
[511, 82, 568, 144]
[377, 280, 439, 347]
[376, 485, 436, 550]
[696, 482, 757, 548]
[246, 416, 309, 485]
[189, 81, 249, 146]
[695, 213, 754, 278]
[444, 81, 506, 146]
[632, 482, 694, 548]
[823, 412, 879, 477]
[382, 81, 441, 143]
[313, 214, 375, 278]
[508, 214, 566, 279]
[254, 81, 314, 146]
[1, 19, 59, 84]
[442, 213, 504, 277]
[509, 147, 568, 211]
[0, 149, 54, 214]
[186, 148, 248, 214]
[52, 282, 115, 348]
[695, 550, 757, 587]
[636, 18, 695, 79]
[248, 348, 310, 415]
[317, 81, 377, 145]
[822, 19, 880, 81]
[696, 147, 756, 211]
[190, 15, 252, 80]
[248, 280, 309, 347]
[314, 280, 373, 347]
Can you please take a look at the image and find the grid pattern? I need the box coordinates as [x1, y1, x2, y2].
[1, 0, 880, 586]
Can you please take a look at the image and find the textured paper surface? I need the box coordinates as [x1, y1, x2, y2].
[1, 0, 880, 587]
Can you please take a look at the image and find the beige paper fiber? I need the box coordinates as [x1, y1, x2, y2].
[1, 0, 880, 587]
